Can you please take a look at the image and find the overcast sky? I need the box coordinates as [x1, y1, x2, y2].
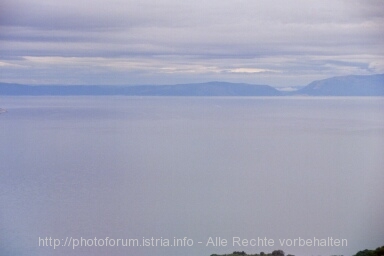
[1, 0, 383, 87]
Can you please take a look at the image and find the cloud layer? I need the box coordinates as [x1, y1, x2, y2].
[1, 0, 384, 86]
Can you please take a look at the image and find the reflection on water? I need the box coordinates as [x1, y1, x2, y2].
[1, 96, 383, 256]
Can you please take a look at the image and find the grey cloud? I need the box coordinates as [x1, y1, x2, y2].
[342, 0, 384, 21]
[0, 0, 383, 86]
[1, 0, 192, 30]
[3, 0, 382, 30]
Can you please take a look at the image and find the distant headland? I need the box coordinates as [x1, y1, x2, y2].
[0, 74, 383, 96]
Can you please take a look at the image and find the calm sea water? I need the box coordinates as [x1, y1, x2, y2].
[1, 96, 383, 256]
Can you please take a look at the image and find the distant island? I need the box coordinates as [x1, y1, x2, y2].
[0, 74, 383, 96]
[297, 74, 384, 96]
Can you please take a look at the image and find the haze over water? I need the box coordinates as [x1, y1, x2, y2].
[1, 96, 383, 256]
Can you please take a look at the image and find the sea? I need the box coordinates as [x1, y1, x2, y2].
[0, 96, 383, 256]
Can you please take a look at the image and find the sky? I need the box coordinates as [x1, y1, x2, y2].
[0, 0, 384, 87]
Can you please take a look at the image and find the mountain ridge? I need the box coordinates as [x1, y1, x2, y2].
[0, 74, 383, 96]
[0, 81, 282, 96]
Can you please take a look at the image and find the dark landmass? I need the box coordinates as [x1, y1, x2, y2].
[212, 245, 384, 256]
[354, 245, 384, 256]
[0, 74, 383, 96]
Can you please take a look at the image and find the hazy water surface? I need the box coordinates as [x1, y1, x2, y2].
[1, 96, 383, 256]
